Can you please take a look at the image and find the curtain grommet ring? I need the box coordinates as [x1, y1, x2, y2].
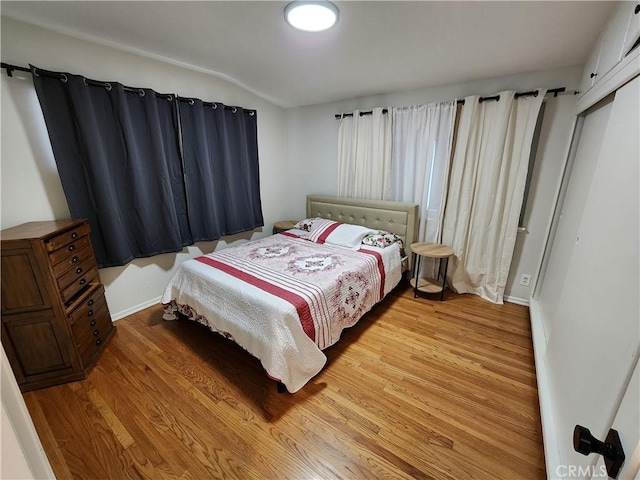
[249, 111, 255, 116]
[60, 73, 68, 84]
[105, 83, 112, 92]
[166, 95, 173, 102]
[212, 103, 218, 109]
[33, 69, 40, 77]
[188, 98, 194, 106]
[138, 89, 145, 97]
[232, 107, 237, 114]
[82, 77, 88, 86]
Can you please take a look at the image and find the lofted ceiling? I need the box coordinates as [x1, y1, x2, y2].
[1, 1, 615, 108]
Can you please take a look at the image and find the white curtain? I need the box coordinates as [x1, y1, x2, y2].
[442, 89, 546, 304]
[388, 101, 456, 241]
[387, 101, 457, 277]
[337, 108, 392, 199]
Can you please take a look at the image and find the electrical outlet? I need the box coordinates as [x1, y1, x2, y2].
[520, 274, 532, 287]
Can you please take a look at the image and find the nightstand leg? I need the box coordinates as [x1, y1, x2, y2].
[413, 254, 421, 298]
[440, 257, 450, 301]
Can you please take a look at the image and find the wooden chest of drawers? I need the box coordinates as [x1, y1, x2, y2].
[1, 219, 114, 391]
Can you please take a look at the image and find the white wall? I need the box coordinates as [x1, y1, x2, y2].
[285, 66, 582, 302]
[1, 17, 289, 318]
[504, 94, 577, 302]
[1, 346, 54, 479]
[0, 17, 585, 313]
[0, 402, 34, 479]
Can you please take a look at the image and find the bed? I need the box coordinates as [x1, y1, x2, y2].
[161, 195, 419, 392]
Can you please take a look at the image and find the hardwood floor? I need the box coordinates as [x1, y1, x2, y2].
[23, 282, 546, 479]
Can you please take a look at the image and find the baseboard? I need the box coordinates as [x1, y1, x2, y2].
[111, 295, 162, 321]
[504, 295, 529, 307]
[529, 299, 562, 479]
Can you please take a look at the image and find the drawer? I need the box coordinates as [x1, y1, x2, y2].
[72, 307, 111, 347]
[60, 268, 98, 304]
[51, 243, 92, 278]
[73, 311, 113, 367]
[68, 284, 107, 326]
[57, 256, 97, 293]
[45, 223, 91, 253]
[49, 235, 91, 265]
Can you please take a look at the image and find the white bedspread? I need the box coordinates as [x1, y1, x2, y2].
[161, 231, 402, 392]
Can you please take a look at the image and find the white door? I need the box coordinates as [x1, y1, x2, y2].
[535, 75, 639, 479]
[590, 358, 639, 480]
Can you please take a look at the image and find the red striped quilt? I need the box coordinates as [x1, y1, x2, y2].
[161, 233, 402, 392]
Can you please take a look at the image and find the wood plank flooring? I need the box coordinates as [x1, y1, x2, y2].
[23, 283, 546, 479]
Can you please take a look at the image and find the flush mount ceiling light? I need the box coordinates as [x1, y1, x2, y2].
[284, 1, 339, 32]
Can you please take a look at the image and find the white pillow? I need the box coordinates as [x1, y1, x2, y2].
[308, 220, 375, 250]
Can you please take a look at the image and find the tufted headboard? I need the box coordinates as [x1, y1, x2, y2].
[306, 195, 419, 271]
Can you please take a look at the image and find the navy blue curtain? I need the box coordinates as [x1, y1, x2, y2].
[32, 68, 191, 267]
[32, 66, 263, 267]
[178, 99, 263, 240]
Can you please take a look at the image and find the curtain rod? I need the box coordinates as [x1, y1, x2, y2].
[1, 63, 30, 76]
[1, 62, 256, 113]
[177, 96, 256, 115]
[1, 62, 175, 100]
[334, 87, 570, 119]
[2, 63, 564, 120]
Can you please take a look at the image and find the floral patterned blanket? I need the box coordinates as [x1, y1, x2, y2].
[161, 232, 402, 392]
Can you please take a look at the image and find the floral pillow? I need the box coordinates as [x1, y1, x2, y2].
[293, 217, 322, 232]
[362, 230, 404, 249]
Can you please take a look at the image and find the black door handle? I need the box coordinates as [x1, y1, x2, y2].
[573, 425, 625, 478]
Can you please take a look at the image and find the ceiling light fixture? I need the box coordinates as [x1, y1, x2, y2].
[284, 1, 339, 32]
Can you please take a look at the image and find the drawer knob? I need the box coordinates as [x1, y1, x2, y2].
[71, 232, 78, 239]
[88, 309, 94, 317]
[88, 299, 94, 306]
[76, 267, 83, 274]
[79, 278, 86, 285]
[96, 338, 102, 346]
[71, 256, 79, 263]
[90, 319, 97, 326]
[68, 244, 76, 252]
[93, 329, 99, 336]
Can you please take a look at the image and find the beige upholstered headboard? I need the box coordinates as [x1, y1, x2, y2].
[306, 195, 419, 271]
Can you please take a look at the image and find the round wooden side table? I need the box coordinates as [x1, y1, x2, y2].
[409, 242, 455, 301]
[272, 220, 298, 234]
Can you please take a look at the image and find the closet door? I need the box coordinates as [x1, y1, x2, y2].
[536, 98, 613, 340]
[589, 358, 639, 480]
[537, 76, 639, 477]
